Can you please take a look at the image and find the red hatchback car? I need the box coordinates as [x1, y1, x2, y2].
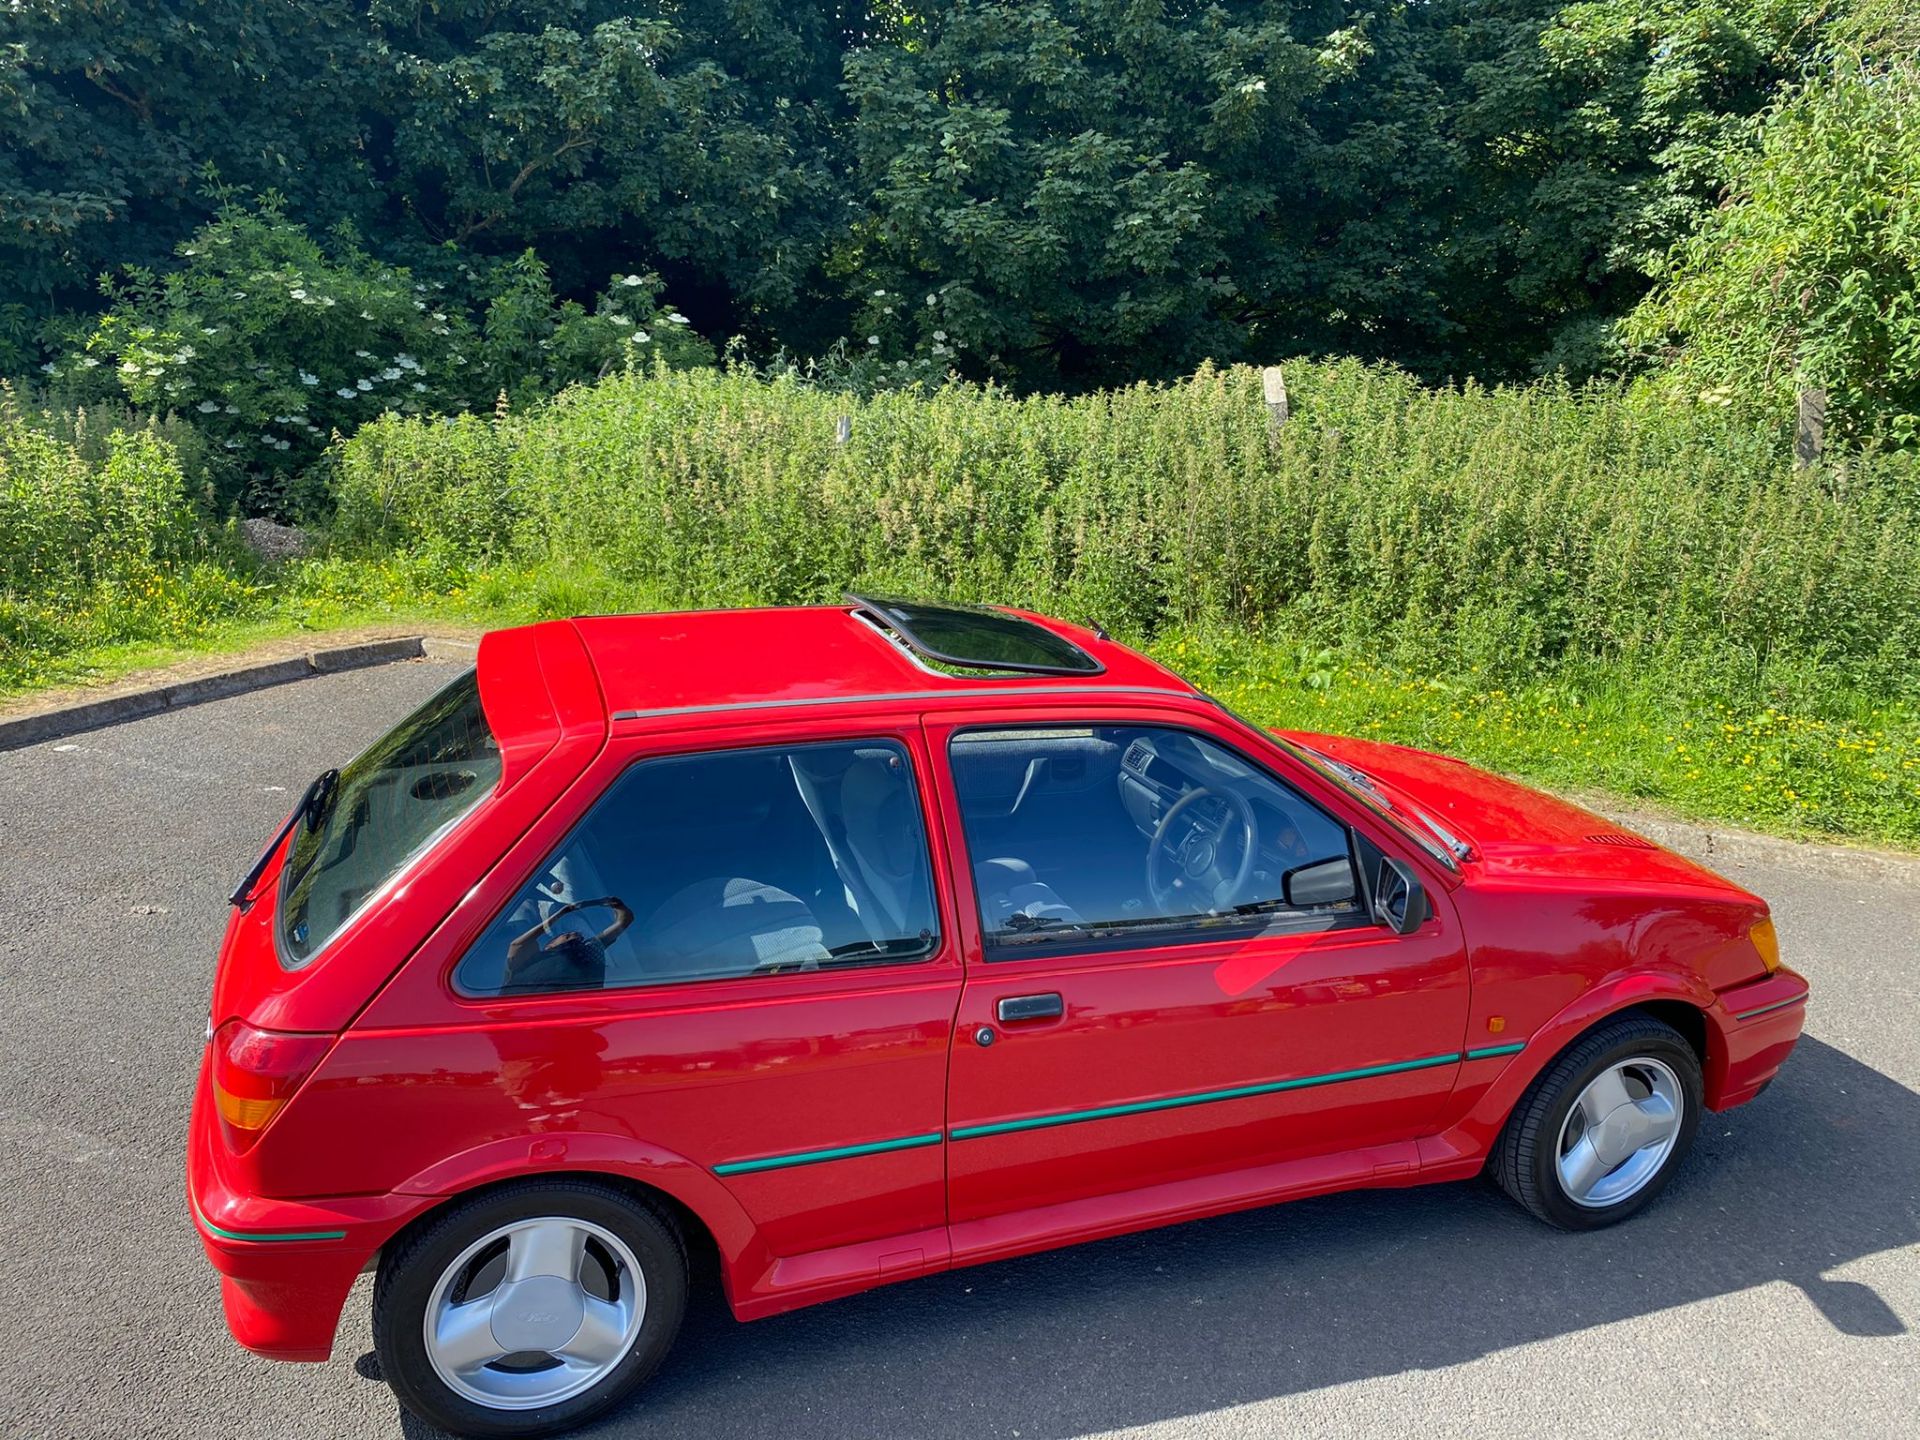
[190, 597, 1809, 1436]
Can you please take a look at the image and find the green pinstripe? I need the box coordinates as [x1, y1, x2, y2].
[947, 1052, 1465, 1142]
[1464, 1042, 1528, 1060]
[713, 1131, 944, 1176]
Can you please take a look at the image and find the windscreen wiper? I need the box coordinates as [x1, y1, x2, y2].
[228, 768, 338, 909]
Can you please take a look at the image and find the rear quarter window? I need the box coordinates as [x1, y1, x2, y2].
[279, 671, 500, 967]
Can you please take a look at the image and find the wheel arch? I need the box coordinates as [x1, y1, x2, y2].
[382, 1134, 770, 1314]
[1422, 971, 1716, 1176]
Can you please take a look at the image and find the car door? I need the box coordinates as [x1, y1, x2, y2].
[924, 702, 1471, 1250]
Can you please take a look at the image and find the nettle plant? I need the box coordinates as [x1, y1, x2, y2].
[51, 199, 474, 506]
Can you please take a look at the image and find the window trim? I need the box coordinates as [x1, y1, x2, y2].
[945, 720, 1371, 963]
[450, 735, 945, 999]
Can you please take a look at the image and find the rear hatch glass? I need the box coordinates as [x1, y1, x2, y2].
[278, 671, 501, 967]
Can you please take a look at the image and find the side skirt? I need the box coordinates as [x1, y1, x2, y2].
[729, 1140, 1425, 1322]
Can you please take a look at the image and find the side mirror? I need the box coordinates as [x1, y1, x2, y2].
[1373, 857, 1430, 935]
[1282, 857, 1358, 908]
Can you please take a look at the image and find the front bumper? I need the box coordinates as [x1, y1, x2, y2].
[187, 1054, 431, 1361]
[1706, 965, 1810, 1111]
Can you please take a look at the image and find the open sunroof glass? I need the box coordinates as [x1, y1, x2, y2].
[847, 594, 1104, 676]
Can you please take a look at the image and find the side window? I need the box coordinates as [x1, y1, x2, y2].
[457, 740, 939, 996]
[949, 725, 1360, 955]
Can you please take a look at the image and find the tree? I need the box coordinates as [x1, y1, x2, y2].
[1625, 2, 1920, 443]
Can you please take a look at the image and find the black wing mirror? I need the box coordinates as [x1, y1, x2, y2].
[1282, 857, 1358, 908]
[1373, 856, 1430, 935]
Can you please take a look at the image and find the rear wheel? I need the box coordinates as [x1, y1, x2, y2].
[373, 1179, 687, 1438]
[1491, 1014, 1702, 1230]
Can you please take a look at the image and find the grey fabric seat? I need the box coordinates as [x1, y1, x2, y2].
[973, 856, 1084, 930]
[640, 877, 830, 978]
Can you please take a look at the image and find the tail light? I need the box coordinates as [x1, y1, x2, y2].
[209, 1019, 332, 1150]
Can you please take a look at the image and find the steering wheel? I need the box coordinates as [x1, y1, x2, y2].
[539, 896, 632, 946]
[1146, 786, 1258, 914]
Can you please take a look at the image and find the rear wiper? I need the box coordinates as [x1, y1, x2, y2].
[228, 769, 338, 909]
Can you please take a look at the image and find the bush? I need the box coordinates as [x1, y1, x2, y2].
[46, 198, 715, 517]
[331, 359, 1920, 689]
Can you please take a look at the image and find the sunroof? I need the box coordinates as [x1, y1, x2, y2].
[846, 594, 1105, 676]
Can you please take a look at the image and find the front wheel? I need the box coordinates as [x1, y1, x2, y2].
[1491, 1014, 1702, 1230]
[372, 1179, 687, 1438]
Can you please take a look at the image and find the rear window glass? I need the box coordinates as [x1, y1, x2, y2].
[279, 671, 500, 967]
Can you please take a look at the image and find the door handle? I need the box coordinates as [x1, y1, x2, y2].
[997, 992, 1064, 1024]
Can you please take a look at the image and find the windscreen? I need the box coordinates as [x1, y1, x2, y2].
[278, 671, 501, 966]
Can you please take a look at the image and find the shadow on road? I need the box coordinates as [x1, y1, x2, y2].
[374, 1036, 1915, 1438]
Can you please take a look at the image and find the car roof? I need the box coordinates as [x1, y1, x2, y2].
[547, 603, 1196, 724]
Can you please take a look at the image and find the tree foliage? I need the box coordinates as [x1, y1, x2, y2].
[0, 0, 1851, 397]
[1627, 1, 1920, 443]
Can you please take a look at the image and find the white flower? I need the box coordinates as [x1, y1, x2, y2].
[867, 335, 879, 346]
[926, 293, 936, 306]
[620, 274, 645, 287]
[336, 388, 357, 399]
[431, 313, 446, 322]
[290, 287, 307, 300]
[81, 357, 100, 368]
[39, 362, 56, 374]
[609, 314, 632, 326]
[222, 439, 241, 449]
[224, 405, 239, 414]
[143, 365, 163, 376]
[874, 289, 887, 297]
[432, 325, 450, 335]
[361, 311, 375, 321]
[320, 296, 335, 307]
[414, 300, 427, 310]
[382, 367, 402, 380]
[174, 345, 196, 360]
[411, 382, 427, 392]
[666, 312, 688, 325]
[632, 330, 650, 343]
[356, 378, 373, 391]
[933, 330, 947, 341]
[183, 248, 198, 256]
[275, 440, 291, 451]
[1238, 77, 1267, 95]
[300, 371, 319, 386]
[197, 400, 220, 413]
[931, 344, 949, 357]
[354, 350, 373, 359]
[202, 327, 219, 336]
[395, 355, 418, 370]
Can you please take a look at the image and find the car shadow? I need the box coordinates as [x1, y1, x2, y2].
[376, 1036, 1915, 1439]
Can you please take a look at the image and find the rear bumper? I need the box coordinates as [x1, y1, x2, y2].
[187, 1054, 433, 1361]
[1705, 966, 1810, 1111]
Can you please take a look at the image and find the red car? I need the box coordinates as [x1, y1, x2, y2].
[191, 597, 1808, 1437]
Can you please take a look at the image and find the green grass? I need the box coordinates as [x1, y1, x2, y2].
[1167, 631, 1920, 847]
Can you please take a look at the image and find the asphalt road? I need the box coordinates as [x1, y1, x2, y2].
[2, 658, 1916, 1440]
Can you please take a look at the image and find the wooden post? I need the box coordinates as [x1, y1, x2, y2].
[835, 414, 853, 446]
[1262, 365, 1289, 432]
[1795, 388, 1826, 469]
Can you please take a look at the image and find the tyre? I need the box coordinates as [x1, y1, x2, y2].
[372, 1178, 687, 1439]
[1491, 1013, 1702, 1231]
